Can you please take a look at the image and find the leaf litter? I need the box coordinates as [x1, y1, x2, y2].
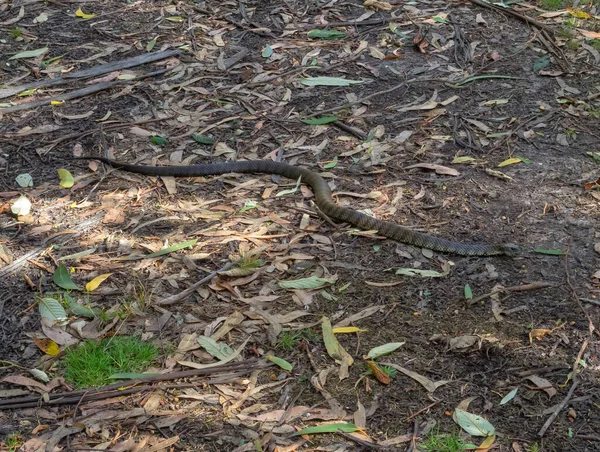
[1, 0, 600, 450]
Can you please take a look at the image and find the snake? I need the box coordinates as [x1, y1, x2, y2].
[75, 157, 519, 256]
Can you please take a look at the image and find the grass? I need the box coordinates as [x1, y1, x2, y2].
[277, 328, 319, 350]
[541, 0, 563, 10]
[63, 336, 159, 388]
[4, 433, 23, 452]
[419, 427, 474, 452]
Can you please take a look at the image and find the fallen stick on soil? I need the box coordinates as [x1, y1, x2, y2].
[467, 281, 553, 305]
[157, 259, 238, 306]
[0, 359, 266, 410]
[467, 0, 554, 34]
[537, 380, 578, 437]
[0, 68, 171, 115]
[0, 49, 181, 100]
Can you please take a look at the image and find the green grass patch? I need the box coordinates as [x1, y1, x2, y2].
[4, 433, 23, 452]
[541, 0, 563, 10]
[419, 427, 474, 452]
[63, 336, 159, 388]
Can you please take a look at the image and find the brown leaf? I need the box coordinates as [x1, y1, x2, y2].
[405, 163, 460, 176]
[366, 361, 390, 384]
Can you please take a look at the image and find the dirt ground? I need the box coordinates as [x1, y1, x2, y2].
[1, 0, 600, 450]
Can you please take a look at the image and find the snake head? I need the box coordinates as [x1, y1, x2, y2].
[501, 243, 520, 256]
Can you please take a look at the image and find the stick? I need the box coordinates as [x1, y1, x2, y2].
[156, 259, 237, 305]
[467, 0, 554, 33]
[0, 50, 180, 100]
[537, 380, 578, 437]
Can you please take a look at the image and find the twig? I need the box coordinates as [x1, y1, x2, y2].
[332, 120, 367, 140]
[294, 18, 388, 29]
[0, 49, 181, 100]
[305, 81, 410, 118]
[0, 360, 266, 410]
[467, 0, 554, 33]
[0, 68, 171, 115]
[337, 430, 384, 449]
[156, 259, 238, 305]
[405, 400, 441, 421]
[468, 281, 552, 305]
[537, 379, 578, 437]
[564, 254, 598, 337]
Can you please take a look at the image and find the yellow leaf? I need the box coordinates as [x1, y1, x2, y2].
[498, 158, 521, 167]
[476, 434, 496, 451]
[332, 326, 368, 334]
[51, 101, 64, 105]
[57, 168, 74, 188]
[33, 338, 60, 356]
[75, 8, 96, 19]
[567, 8, 590, 19]
[86, 273, 112, 292]
[322, 316, 354, 365]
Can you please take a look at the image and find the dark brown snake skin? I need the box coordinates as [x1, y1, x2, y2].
[76, 157, 518, 256]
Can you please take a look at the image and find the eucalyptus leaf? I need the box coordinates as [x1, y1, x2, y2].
[301, 77, 363, 87]
[279, 276, 336, 289]
[39, 297, 68, 321]
[53, 263, 80, 290]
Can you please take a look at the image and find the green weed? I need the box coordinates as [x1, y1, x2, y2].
[419, 427, 473, 452]
[63, 336, 159, 388]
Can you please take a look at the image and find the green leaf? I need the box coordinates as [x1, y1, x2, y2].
[535, 248, 566, 255]
[499, 387, 518, 405]
[518, 156, 533, 164]
[109, 372, 161, 379]
[587, 152, 600, 164]
[291, 422, 358, 437]
[240, 200, 258, 212]
[267, 355, 293, 371]
[307, 29, 346, 40]
[301, 77, 363, 87]
[57, 168, 74, 188]
[275, 176, 302, 197]
[323, 156, 338, 169]
[464, 284, 473, 300]
[279, 276, 336, 289]
[454, 408, 495, 437]
[9, 47, 48, 60]
[68, 298, 100, 318]
[15, 173, 33, 188]
[301, 116, 338, 125]
[433, 16, 448, 24]
[18, 88, 36, 97]
[39, 297, 68, 321]
[337, 281, 350, 292]
[146, 37, 157, 52]
[144, 239, 197, 258]
[150, 135, 168, 146]
[165, 16, 183, 22]
[192, 134, 215, 145]
[452, 156, 476, 164]
[533, 55, 551, 72]
[262, 44, 274, 57]
[367, 342, 405, 359]
[53, 263, 80, 290]
[197, 335, 233, 361]
[394, 267, 449, 277]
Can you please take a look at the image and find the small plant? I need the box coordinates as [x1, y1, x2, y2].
[278, 331, 302, 350]
[557, 26, 575, 40]
[419, 427, 473, 452]
[4, 432, 23, 452]
[11, 28, 22, 38]
[63, 336, 159, 388]
[527, 443, 540, 452]
[567, 39, 579, 50]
